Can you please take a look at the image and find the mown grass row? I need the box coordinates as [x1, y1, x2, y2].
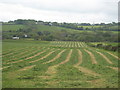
[2, 40, 119, 88]
[50, 41, 87, 48]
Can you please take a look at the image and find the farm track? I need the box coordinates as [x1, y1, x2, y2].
[96, 51, 113, 64]
[84, 49, 97, 64]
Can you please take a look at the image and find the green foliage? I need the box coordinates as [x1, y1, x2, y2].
[2, 19, 119, 42]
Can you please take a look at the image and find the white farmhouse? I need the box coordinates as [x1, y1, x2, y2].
[24, 34, 28, 38]
[12, 37, 19, 40]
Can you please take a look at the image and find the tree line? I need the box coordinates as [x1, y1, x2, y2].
[3, 19, 118, 31]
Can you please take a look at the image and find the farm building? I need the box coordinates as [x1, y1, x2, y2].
[12, 37, 19, 40]
[24, 34, 28, 38]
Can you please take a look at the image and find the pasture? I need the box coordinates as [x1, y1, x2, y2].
[2, 40, 119, 88]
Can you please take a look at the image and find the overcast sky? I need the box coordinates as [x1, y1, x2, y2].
[0, 0, 119, 23]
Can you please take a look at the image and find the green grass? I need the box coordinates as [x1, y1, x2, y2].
[2, 25, 25, 31]
[2, 40, 119, 88]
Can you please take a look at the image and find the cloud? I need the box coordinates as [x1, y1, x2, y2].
[0, 0, 119, 23]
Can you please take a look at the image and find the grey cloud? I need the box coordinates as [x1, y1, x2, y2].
[0, 0, 118, 23]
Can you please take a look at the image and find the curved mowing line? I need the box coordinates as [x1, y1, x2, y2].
[13, 47, 42, 59]
[46, 49, 73, 75]
[83, 42, 88, 47]
[106, 52, 120, 60]
[3, 47, 30, 57]
[3, 47, 27, 56]
[106, 66, 120, 72]
[74, 49, 82, 66]
[74, 66, 101, 77]
[80, 43, 84, 47]
[73, 49, 100, 77]
[10, 47, 35, 58]
[19, 65, 36, 71]
[75, 42, 78, 47]
[43, 49, 66, 64]
[96, 51, 113, 64]
[29, 49, 59, 63]
[2, 47, 18, 54]
[5, 47, 47, 64]
[26, 48, 50, 60]
[0, 66, 10, 70]
[77, 42, 81, 47]
[84, 49, 97, 64]
[4, 47, 35, 60]
[57, 49, 72, 65]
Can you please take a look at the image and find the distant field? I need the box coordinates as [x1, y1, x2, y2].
[2, 24, 119, 34]
[2, 40, 119, 88]
[2, 25, 24, 31]
[2, 24, 81, 33]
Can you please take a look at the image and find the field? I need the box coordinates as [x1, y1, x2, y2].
[2, 24, 119, 33]
[2, 40, 119, 88]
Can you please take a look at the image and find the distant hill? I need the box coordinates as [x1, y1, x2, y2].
[2, 19, 119, 42]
